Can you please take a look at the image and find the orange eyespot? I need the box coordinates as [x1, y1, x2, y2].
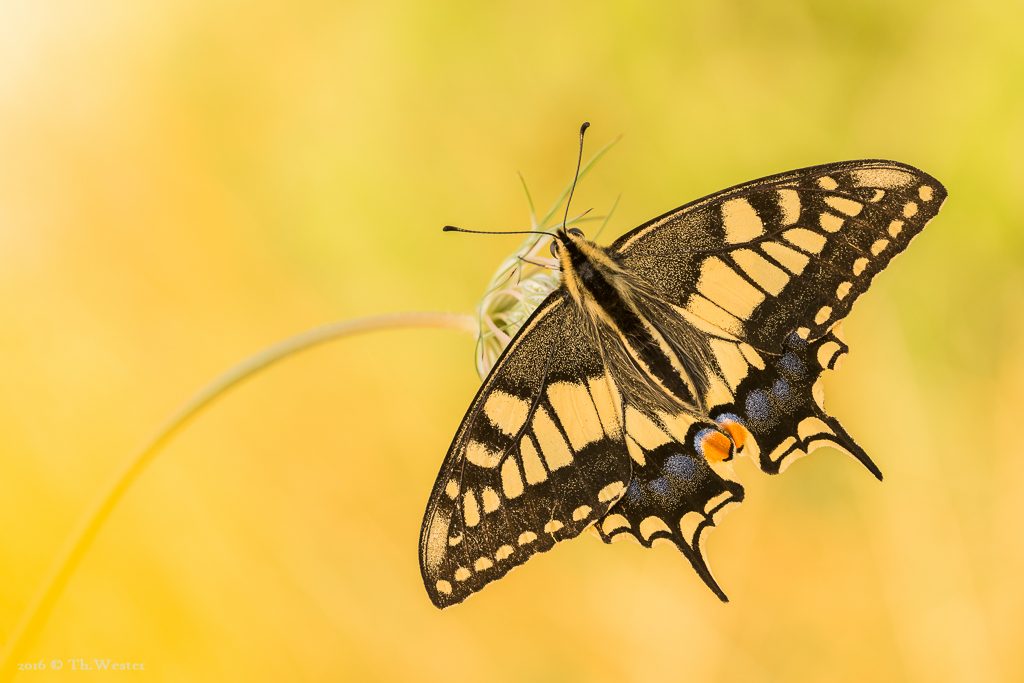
[714, 414, 748, 453]
[699, 430, 733, 464]
[721, 422, 747, 451]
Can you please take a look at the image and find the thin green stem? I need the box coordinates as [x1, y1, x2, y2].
[517, 172, 537, 230]
[593, 194, 620, 242]
[0, 312, 477, 681]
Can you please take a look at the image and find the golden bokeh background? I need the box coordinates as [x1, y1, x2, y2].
[2, 1, 1023, 680]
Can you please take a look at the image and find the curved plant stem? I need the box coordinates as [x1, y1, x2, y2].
[0, 311, 477, 680]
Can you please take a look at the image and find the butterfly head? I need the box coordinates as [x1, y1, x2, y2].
[548, 227, 586, 260]
[549, 226, 610, 292]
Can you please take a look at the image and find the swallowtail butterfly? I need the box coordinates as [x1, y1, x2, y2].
[421, 157, 946, 608]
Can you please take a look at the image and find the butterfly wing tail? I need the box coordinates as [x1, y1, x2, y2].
[713, 327, 884, 479]
[810, 411, 881, 481]
[596, 416, 745, 603]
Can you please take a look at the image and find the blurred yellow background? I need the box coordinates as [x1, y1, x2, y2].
[2, 1, 1023, 680]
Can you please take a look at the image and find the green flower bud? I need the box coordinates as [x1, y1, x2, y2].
[475, 234, 560, 378]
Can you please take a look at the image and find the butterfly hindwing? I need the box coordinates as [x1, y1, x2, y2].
[596, 412, 744, 600]
[708, 328, 879, 478]
[420, 297, 633, 608]
[611, 160, 946, 352]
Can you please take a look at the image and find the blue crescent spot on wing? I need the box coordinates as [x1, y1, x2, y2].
[664, 453, 697, 482]
[779, 351, 805, 376]
[745, 390, 771, 424]
[626, 478, 645, 504]
[715, 412, 744, 427]
[772, 378, 791, 399]
[648, 476, 675, 503]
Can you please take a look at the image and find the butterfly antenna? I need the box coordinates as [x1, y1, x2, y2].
[562, 122, 590, 232]
[443, 226, 553, 237]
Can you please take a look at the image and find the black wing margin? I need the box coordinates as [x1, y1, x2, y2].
[420, 296, 633, 608]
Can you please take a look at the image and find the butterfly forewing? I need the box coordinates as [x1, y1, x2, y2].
[611, 160, 946, 352]
[420, 297, 633, 608]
